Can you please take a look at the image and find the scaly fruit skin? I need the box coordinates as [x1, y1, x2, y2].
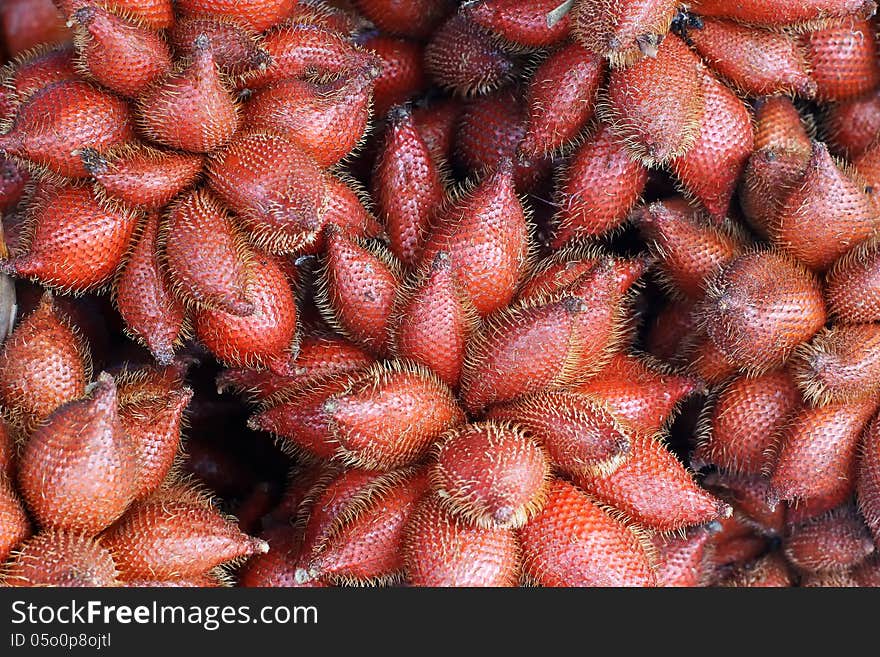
[0, 293, 89, 430]
[56, 0, 175, 30]
[353, 0, 454, 39]
[2, 530, 119, 587]
[0, 45, 78, 119]
[0, 80, 133, 178]
[17, 374, 137, 535]
[802, 18, 880, 102]
[573, 433, 730, 533]
[573, 0, 680, 66]
[858, 413, 880, 546]
[551, 122, 649, 244]
[360, 35, 426, 119]
[652, 525, 716, 587]
[0, 477, 31, 562]
[114, 212, 186, 365]
[702, 251, 827, 374]
[518, 480, 656, 587]
[825, 90, 880, 159]
[688, 0, 877, 26]
[603, 33, 705, 166]
[825, 237, 880, 323]
[169, 15, 268, 77]
[175, 0, 295, 33]
[687, 18, 816, 97]
[404, 495, 520, 587]
[430, 422, 550, 529]
[784, 505, 875, 573]
[466, 0, 572, 48]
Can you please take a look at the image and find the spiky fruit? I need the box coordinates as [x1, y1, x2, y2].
[207, 131, 328, 254]
[360, 35, 426, 118]
[573, 0, 679, 65]
[701, 251, 827, 373]
[163, 189, 253, 316]
[0, 293, 89, 429]
[2, 530, 119, 586]
[784, 505, 875, 572]
[430, 422, 549, 529]
[688, 18, 816, 97]
[802, 18, 880, 102]
[825, 90, 880, 159]
[169, 14, 268, 77]
[71, 3, 172, 97]
[100, 486, 268, 581]
[411, 98, 461, 166]
[487, 391, 632, 478]
[688, 0, 877, 26]
[404, 495, 520, 587]
[0, 45, 78, 119]
[418, 162, 529, 316]
[0, 80, 133, 177]
[694, 369, 801, 475]
[466, 0, 572, 48]
[518, 480, 656, 587]
[424, 14, 516, 97]
[518, 42, 604, 158]
[114, 212, 186, 365]
[18, 373, 137, 534]
[3, 183, 139, 292]
[0, 477, 30, 562]
[573, 433, 730, 532]
[716, 552, 794, 588]
[373, 106, 445, 267]
[353, 0, 453, 39]
[652, 525, 716, 587]
[551, 122, 649, 244]
[56, 0, 175, 30]
[857, 412, 880, 546]
[175, 0, 295, 33]
[603, 33, 705, 166]
[825, 236, 880, 324]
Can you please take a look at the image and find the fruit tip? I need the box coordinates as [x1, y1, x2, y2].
[79, 147, 107, 175]
[193, 33, 211, 52]
[387, 104, 412, 125]
[250, 538, 270, 555]
[72, 4, 96, 26]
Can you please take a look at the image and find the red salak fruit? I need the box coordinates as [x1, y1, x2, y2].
[514, 243, 601, 303]
[802, 18, 880, 102]
[162, 189, 254, 316]
[318, 230, 400, 354]
[486, 391, 632, 478]
[772, 141, 880, 272]
[430, 421, 550, 529]
[175, 0, 295, 33]
[352, 0, 454, 39]
[455, 88, 550, 191]
[466, 0, 572, 48]
[169, 15, 268, 77]
[637, 199, 746, 299]
[853, 140, 880, 206]
[688, 0, 877, 26]
[573, 433, 730, 533]
[70, 3, 172, 98]
[644, 296, 698, 361]
[18, 373, 137, 534]
[81, 144, 203, 211]
[404, 495, 520, 587]
[824, 236, 880, 324]
[652, 525, 717, 587]
[518, 42, 604, 158]
[769, 397, 877, 510]
[857, 412, 880, 546]
[0, 46, 77, 121]
[244, 23, 371, 91]
[687, 18, 816, 98]
[701, 250, 827, 373]
[114, 212, 187, 365]
[319, 361, 464, 471]
[792, 323, 880, 405]
[418, 161, 529, 317]
[391, 252, 475, 387]
[208, 131, 329, 254]
[424, 14, 517, 97]
[2, 183, 139, 292]
[358, 35, 425, 118]
[670, 69, 754, 220]
[685, 329, 740, 386]
[1, 0, 70, 57]
[217, 334, 374, 402]
[242, 70, 375, 168]
[0, 292, 89, 429]
[55, 0, 175, 30]
[573, 0, 679, 65]
[702, 472, 785, 535]
[299, 173, 383, 255]
[716, 553, 794, 588]
[194, 253, 298, 374]
[752, 96, 813, 153]
[460, 258, 643, 412]
[603, 33, 705, 166]
[305, 469, 428, 585]
[693, 369, 801, 476]
[412, 98, 462, 166]
[100, 486, 268, 581]
[824, 89, 880, 159]
[0, 477, 31, 562]
[2, 530, 119, 586]
[0, 79, 132, 178]
[373, 106, 446, 267]
[137, 35, 239, 153]
[784, 505, 875, 572]
[571, 352, 699, 435]
[551, 121, 649, 245]
[518, 479, 656, 587]
[0, 419, 14, 478]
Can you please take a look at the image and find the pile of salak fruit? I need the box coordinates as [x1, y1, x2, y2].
[0, 0, 880, 587]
